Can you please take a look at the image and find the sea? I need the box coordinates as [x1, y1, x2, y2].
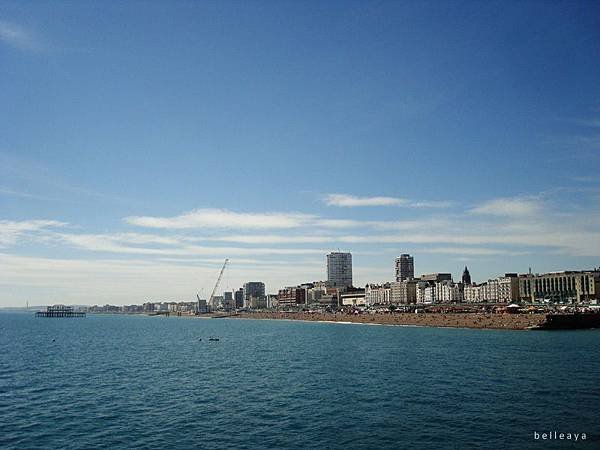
[1, 312, 599, 449]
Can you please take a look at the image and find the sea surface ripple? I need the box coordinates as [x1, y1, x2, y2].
[1, 313, 599, 449]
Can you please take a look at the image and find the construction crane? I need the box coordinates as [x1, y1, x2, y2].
[208, 259, 229, 311]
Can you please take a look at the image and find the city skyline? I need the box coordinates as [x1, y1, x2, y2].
[1, 2, 600, 305]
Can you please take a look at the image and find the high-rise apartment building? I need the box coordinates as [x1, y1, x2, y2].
[243, 282, 265, 307]
[395, 254, 414, 282]
[234, 288, 244, 308]
[327, 252, 353, 289]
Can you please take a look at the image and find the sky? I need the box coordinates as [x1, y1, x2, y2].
[1, 1, 600, 306]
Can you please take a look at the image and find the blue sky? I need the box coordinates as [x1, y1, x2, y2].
[1, 1, 600, 305]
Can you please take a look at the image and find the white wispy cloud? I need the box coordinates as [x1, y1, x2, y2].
[5, 191, 600, 259]
[324, 193, 452, 208]
[0, 20, 42, 51]
[420, 247, 530, 256]
[125, 208, 317, 230]
[53, 232, 327, 257]
[470, 197, 543, 217]
[324, 194, 409, 207]
[210, 234, 332, 244]
[0, 219, 67, 247]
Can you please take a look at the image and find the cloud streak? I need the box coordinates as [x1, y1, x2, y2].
[0, 21, 42, 51]
[125, 208, 317, 230]
[0, 219, 67, 247]
[323, 193, 452, 208]
[470, 197, 543, 217]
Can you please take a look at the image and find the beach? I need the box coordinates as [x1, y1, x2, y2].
[233, 311, 547, 330]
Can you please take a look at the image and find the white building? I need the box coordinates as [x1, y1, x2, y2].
[463, 275, 519, 303]
[416, 282, 436, 304]
[365, 283, 391, 306]
[463, 284, 481, 303]
[435, 281, 463, 303]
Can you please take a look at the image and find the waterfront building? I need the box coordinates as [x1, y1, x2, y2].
[327, 252, 353, 289]
[420, 273, 452, 282]
[463, 283, 482, 303]
[395, 254, 414, 282]
[480, 281, 498, 303]
[340, 289, 366, 307]
[414, 274, 453, 304]
[234, 288, 244, 309]
[318, 293, 338, 308]
[390, 280, 417, 304]
[249, 296, 268, 309]
[424, 284, 436, 304]
[518, 270, 600, 304]
[463, 274, 519, 303]
[416, 281, 436, 304]
[306, 286, 324, 304]
[435, 280, 463, 303]
[267, 294, 279, 309]
[223, 291, 234, 311]
[197, 299, 208, 313]
[243, 282, 266, 308]
[462, 266, 472, 285]
[303, 284, 323, 305]
[497, 274, 519, 303]
[365, 283, 391, 306]
[278, 286, 307, 309]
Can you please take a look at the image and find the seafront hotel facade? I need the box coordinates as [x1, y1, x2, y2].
[518, 271, 599, 304]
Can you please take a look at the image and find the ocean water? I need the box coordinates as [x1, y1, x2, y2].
[1, 313, 599, 449]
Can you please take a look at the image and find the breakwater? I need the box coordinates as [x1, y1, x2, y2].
[535, 313, 600, 330]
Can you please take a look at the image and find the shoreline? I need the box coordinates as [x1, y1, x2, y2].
[61, 310, 600, 330]
[230, 311, 547, 330]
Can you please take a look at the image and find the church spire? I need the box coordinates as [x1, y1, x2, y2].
[462, 266, 472, 285]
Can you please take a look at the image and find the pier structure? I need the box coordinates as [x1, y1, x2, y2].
[35, 305, 86, 318]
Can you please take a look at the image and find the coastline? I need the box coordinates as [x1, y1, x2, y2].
[230, 311, 547, 330]
[78, 310, 600, 330]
